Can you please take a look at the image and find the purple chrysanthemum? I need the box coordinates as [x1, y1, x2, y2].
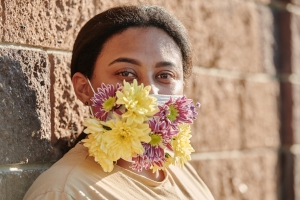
[131, 117, 176, 171]
[155, 96, 199, 127]
[131, 154, 149, 172]
[148, 117, 178, 148]
[131, 143, 166, 172]
[91, 83, 121, 121]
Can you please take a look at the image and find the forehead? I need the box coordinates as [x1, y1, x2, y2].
[98, 27, 182, 61]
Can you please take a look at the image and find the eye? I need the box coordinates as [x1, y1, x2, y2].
[155, 72, 176, 84]
[118, 71, 135, 77]
[115, 69, 137, 81]
[157, 73, 171, 79]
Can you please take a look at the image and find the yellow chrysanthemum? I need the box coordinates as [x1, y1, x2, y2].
[171, 123, 195, 168]
[116, 79, 158, 124]
[83, 117, 105, 134]
[82, 132, 114, 172]
[82, 123, 115, 172]
[101, 115, 151, 161]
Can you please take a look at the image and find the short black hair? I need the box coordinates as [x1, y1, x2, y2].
[70, 5, 192, 80]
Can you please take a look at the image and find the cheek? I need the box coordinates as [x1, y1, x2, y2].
[173, 81, 184, 95]
[158, 80, 184, 95]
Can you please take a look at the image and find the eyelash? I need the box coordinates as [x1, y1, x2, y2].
[116, 70, 175, 82]
[116, 70, 136, 78]
[156, 73, 174, 79]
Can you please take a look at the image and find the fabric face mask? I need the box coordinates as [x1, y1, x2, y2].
[86, 78, 184, 114]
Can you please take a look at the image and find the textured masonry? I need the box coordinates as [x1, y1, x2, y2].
[1, 0, 95, 50]
[185, 71, 280, 152]
[191, 149, 278, 200]
[49, 53, 88, 152]
[277, 0, 300, 199]
[0, 0, 299, 199]
[0, 48, 55, 164]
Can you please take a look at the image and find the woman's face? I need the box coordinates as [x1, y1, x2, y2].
[90, 27, 184, 95]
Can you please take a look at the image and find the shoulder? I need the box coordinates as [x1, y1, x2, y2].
[24, 191, 75, 200]
[167, 163, 215, 200]
[24, 144, 90, 200]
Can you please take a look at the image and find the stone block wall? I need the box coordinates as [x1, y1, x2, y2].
[0, 0, 299, 199]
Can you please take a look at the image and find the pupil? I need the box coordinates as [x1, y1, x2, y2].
[123, 71, 129, 76]
[161, 74, 168, 78]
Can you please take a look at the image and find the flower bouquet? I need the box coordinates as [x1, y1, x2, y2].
[82, 79, 200, 173]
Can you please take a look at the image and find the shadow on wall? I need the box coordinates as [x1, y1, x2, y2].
[0, 54, 59, 199]
[0, 54, 55, 164]
[0, 48, 86, 200]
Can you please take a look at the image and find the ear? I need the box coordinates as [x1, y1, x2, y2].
[72, 72, 92, 104]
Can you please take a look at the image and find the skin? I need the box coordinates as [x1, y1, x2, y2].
[72, 27, 184, 181]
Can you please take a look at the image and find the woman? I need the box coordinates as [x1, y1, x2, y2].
[24, 5, 214, 200]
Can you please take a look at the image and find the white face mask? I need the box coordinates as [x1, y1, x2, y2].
[151, 94, 182, 105]
[85, 78, 183, 116]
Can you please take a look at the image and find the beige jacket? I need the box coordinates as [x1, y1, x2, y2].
[24, 143, 214, 200]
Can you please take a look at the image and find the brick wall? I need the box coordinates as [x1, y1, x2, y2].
[0, 0, 299, 199]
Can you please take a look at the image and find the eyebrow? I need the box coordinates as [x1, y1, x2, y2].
[108, 57, 177, 68]
[155, 61, 176, 68]
[109, 57, 141, 66]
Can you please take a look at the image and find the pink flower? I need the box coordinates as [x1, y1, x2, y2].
[131, 143, 166, 172]
[148, 117, 178, 149]
[91, 83, 121, 121]
[155, 96, 199, 126]
[131, 117, 176, 171]
[131, 154, 149, 172]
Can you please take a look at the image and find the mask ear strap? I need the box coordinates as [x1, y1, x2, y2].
[86, 77, 95, 117]
[89, 106, 95, 118]
[86, 77, 96, 94]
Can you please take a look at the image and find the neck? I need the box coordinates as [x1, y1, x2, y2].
[116, 159, 165, 182]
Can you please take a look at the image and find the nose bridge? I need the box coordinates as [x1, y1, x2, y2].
[141, 74, 159, 95]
